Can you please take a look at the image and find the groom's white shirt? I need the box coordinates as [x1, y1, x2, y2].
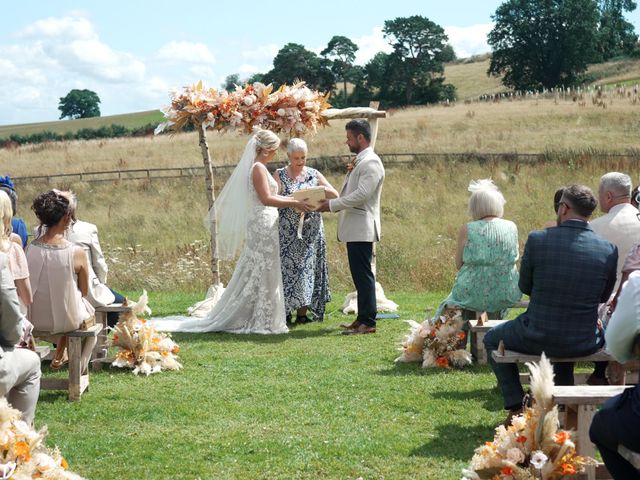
[329, 146, 385, 242]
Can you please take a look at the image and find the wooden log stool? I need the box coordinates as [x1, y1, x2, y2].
[92, 303, 132, 370]
[553, 385, 632, 480]
[34, 324, 103, 401]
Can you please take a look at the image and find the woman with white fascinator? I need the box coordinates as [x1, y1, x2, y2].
[433, 179, 521, 343]
[153, 129, 311, 334]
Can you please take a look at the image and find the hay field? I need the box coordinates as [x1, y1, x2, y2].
[3, 96, 640, 178]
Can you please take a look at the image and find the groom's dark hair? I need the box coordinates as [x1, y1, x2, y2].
[345, 119, 371, 143]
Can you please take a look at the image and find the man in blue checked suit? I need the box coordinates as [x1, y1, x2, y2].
[485, 184, 618, 426]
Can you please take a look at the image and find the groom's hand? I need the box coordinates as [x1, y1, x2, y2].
[316, 199, 331, 212]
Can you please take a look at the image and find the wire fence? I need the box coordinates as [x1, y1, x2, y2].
[12, 151, 640, 184]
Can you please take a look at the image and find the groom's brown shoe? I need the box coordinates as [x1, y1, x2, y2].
[341, 324, 376, 335]
[340, 320, 360, 330]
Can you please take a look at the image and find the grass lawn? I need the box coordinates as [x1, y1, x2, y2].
[32, 290, 531, 480]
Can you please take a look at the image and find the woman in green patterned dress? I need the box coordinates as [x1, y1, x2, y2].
[434, 179, 522, 343]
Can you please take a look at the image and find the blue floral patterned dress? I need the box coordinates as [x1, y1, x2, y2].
[277, 167, 331, 320]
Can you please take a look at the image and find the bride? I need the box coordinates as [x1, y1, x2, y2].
[153, 129, 310, 334]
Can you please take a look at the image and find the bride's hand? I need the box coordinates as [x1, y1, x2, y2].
[294, 199, 312, 213]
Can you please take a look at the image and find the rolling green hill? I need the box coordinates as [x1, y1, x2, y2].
[1, 56, 639, 139]
[0, 109, 163, 138]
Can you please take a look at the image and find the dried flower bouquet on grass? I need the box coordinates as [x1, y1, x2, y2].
[110, 291, 182, 376]
[0, 398, 83, 479]
[395, 306, 472, 368]
[462, 354, 597, 479]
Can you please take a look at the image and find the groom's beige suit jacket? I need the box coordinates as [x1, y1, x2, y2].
[329, 147, 385, 242]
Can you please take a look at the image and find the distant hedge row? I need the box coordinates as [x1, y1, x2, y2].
[0, 122, 163, 148]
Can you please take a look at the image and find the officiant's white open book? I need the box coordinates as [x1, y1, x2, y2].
[293, 186, 326, 210]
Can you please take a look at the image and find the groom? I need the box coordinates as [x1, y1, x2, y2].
[318, 119, 385, 335]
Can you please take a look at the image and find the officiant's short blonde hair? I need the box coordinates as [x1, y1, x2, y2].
[468, 182, 505, 220]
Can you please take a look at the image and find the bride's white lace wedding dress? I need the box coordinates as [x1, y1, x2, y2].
[151, 163, 288, 334]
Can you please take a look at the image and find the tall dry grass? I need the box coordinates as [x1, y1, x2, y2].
[3, 97, 639, 295]
[11, 154, 640, 295]
[3, 96, 639, 179]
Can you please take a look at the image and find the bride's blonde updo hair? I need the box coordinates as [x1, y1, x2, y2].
[254, 129, 280, 155]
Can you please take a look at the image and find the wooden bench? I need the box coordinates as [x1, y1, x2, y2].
[92, 303, 132, 370]
[34, 324, 103, 401]
[492, 341, 614, 364]
[553, 385, 632, 480]
[469, 319, 506, 364]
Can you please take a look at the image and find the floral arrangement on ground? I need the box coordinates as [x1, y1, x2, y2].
[395, 306, 472, 368]
[110, 291, 182, 376]
[155, 80, 331, 137]
[462, 354, 596, 479]
[0, 398, 83, 479]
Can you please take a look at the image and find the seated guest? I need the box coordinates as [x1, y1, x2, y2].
[273, 138, 339, 325]
[590, 271, 640, 479]
[0, 176, 28, 248]
[0, 252, 41, 425]
[68, 197, 124, 327]
[433, 179, 521, 342]
[0, 191, 34, 348]
[591, 172, 640, 293]
[542, 186, 565, 229]
[484, 185, 618, 426]
[590, 172, 640, 384]
[27, 190, 96, 369]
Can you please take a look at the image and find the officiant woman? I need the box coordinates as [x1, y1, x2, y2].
[273, 138, 339, 325]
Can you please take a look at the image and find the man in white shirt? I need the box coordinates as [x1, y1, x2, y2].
[591, 172, 640, 292]
[590, 271, 640, 479]
[68, 217, 124, 327]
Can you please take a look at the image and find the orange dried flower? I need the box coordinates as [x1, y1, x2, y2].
[171, 345, 180, 354]
[561, 463, 576, 475]
[430, 329, 437, 338]
[554, 431, 570, 444]
[14, 440, 31, 461]
[500, 466, 513, 476]
[456, 331, 466, 341]
[60, 457, 69, 469]
[516, 435, 527, 443]
[435, 357, 449, 368]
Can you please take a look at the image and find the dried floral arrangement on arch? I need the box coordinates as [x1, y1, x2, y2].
[155, 81, 331, 137]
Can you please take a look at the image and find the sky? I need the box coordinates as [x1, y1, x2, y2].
[1, 1, 639, 126]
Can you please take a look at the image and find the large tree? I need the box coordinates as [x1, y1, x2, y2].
[222, 73, 241, 92]
[382, 15, 454, 105]
[488, 0, 600, 91]
[263, 43, 334, 92]
[321, 35, 359, 106]
[58, 89, 101, 120]
[596, 0, 638, 60]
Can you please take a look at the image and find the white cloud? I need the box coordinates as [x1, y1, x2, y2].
[156, 41, 215, 64]
[241, 43, 279, 61]
[190, 65, 216, 79]
[445, 23, 493, 59]
[18, 13, 96, 41]
[238, 63, 259, 74]
[352, 26, 393, 66]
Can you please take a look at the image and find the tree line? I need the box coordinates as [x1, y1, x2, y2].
[226, 3, 638, 107]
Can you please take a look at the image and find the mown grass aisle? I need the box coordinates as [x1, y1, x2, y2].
[35, 292, 507, 479]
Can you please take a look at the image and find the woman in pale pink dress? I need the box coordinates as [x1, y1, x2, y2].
[26, 190, 95, 369]
[0, 190, 33, 348]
